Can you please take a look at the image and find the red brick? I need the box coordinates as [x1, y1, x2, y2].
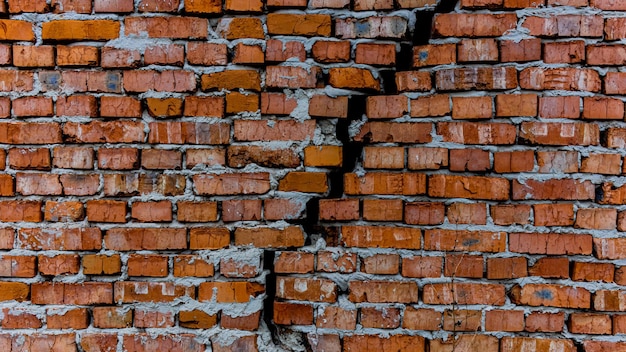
[449, 148, 490, 172]
[317, 251, 357, 273]
[138, 0, 180, 11]
[458, 38, 498, 62]
[32, 282, 113, 305]
[489, 204, 530, 225]
[433, 13, 517, 37]
[510, 283, 590, 308]
[312, 40, 350, 63]
[44, 201, 84, 222]
[217, 17, 264, 39]
[349, 280, 417, 303]
[267, 13, 331, 36]
[533, 203, 574, 226]
[12, 96, 53, 117]
[401, 256, 442, 278]
[16, 173, 62, 195]
[437, 122, 516, 144]
[309, 95, 348, 118]
[525, 312, 564, 332]
[581, 153, 621, 175]
[501, 337, 575, 352]
[576, 208, 617, 230]
[144, 44, 184, 65]
[414, 44, 457, 67]
[447, 202, 486, 224]
[360, 307, 401, 329]
[265, 39, 306, 62]
[407, 148, 448, 170]
[115, 282, 194, 303]
[424, 229, 506, 252]
[522, 15, 603, 37]
[404, 202, 444, 225]
[187, 42, 227, 66]
[591, 0, 626, 10]
[442, 309, 482, 331]
[319, 199, 359, 221]
[222, 199, 262, 222]
[221, 311, 261, 331]
[174, 255, 214, 278]
[234, 226, 305, 248]
[534, 136, 584, 163]
[355, 43, 395, 65]
[18, 227, 101, 250]
[101, 47, 140, 67]
[493, 151, 534, 173]
[124, 70, 195, 92]
[124, 17, 208, 38]
[363, 147, 404, 169]
[396, 71, 432, 92]
[429, 174, 509, 200]
[0, 256, 36, 277]
[131, 201, 171, 222]
[275, 252, 314, 274]
[363, 199, 402, 221]
[512, 178, 595, 200]
[403, 308, 442, 330]
[8, 148, 50, 170]
[423, 283, 506, 305]
[328, 67, 379, 91]
[543, 41, 585, 63]
[149, 122, 230, 145]
[605, 18, 626, 40]
[57, 96, 97, 117]
[487, 257, 528, 279]
[355, 122, 432, 143]
[141, 149, 181, 169]
[436, 67, 518, 91]
[316, 306, 356, 329]
[43, 20, 120, 41]
[13, 45, 54, 67]
[276, 276, 336, 302]
[64, 121, 144, 143]
[361, 254, 399, 275]
[584, 341, 626, 352]
[500, 38, 542, 62]
[335, 16, 408, 39]
[569, 313, 612, 334]
[511, 232, 592, 255]
[123, 334, 203, 352]
[304, 145, 342, 167]
[0, 200, 42, 222]
[521, 67, 601, 92]
[444, 254, 483, 278]
[496, 94, 537, 117]
[47, 309, 89, 330]
[345, 172, 425, 195]
[105, 228, 186, 250]
[134, 310, 174, 328]
[234, 120, 314, 141]
[539, 96, 581, 118]
[342, 226, 421, 249]
[582, 97, 624, 119]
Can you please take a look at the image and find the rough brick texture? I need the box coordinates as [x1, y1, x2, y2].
[0, 0, 623, 350]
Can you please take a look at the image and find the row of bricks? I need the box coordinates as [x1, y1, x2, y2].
[278, 251, 626, 282]
[4, 14, 626, 42]
[0, 333, 620, 352]
[2, 145, 624, 176]
[5, 93, 626, 121]
[0, 250, 621, 281]
[0, 146, 340, 170]
[0, 225, 306, 249]
[0, 172, 619, 200]
[362, 148, 626, 175]
[0, 41, 413, 69]
[2, 193, 622, 230]
[0, 307, 261, 331]
[1, 171, 625, 200]
[0, 253, 257, 278]
[3, 120, 626, 147]
[1, 303, 625, 336]
[7, 66, 626, 97]
[0, 332, 255, 352]
[0, 306, 260, 330]
[276, 303, 626, 335]
[416, 41, 626, 67]
[0, 0, 436, 14]
[1, 0, 624, 15]
[320, 199, 624, 230]
[0, 278, 624, 309]
[1, 222, 626, 260]
[10, 39, 626, 70]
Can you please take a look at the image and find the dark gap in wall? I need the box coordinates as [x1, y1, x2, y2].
[262, 249, 279, 344]
[413, 0, 458, 45]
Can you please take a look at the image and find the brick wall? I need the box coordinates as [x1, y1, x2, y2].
[0, 0, 625, 350]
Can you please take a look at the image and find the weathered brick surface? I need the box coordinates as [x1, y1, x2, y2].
[0, 0, 623, 349]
